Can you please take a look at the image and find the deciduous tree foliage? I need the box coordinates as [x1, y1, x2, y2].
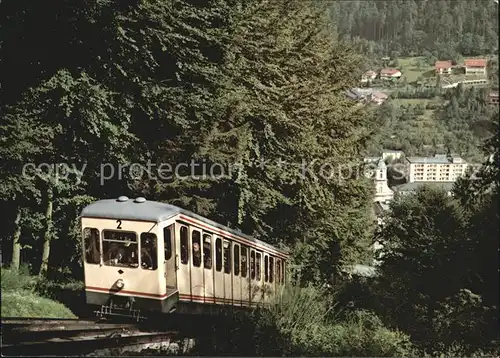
[1, 0, 376, 282]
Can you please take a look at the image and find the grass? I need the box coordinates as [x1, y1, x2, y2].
[1, 267, 76, 318]
[2, 290, 77, 318]
[398, 57, 434, 83]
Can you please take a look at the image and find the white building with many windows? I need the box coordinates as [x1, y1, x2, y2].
[406, 154, 468, 183]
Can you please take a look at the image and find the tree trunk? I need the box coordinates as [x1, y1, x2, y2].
[10, 207, 22, 271]
[39, 187, 54, 277]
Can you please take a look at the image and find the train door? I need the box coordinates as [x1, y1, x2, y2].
[163, 225, 177, 292]
[276, 258, 282, 290]
[190, 228, 203, 300]
[232, 243, 241, 305]
[249, 249, 256, 305]
[263, 253, 269, 303]
[176, 224, 191, 299]
[269, 256, 275, 299]
[202, 233, 214, 303]
[240, 246, 250, 306]
[223, 239, 232, 305]
[213, 237, 224, 304]
[255, 251, 262, 304]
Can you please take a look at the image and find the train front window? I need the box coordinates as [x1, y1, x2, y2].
[140, 233, 157, 270]
[83, 228, 100, 264]
[102, 230, 138, 268]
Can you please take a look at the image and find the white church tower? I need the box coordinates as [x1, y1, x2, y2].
[374, 159, 394, 203]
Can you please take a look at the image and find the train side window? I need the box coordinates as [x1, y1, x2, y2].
[250, 251, 255, 279]
[215, 238, 222, 272]
[241, 246, 248, 278]
[140, 233, 158, 270]
[180, 226, 188, 264]
[203, 234, 212, 270]
[102, 230, 138, 268]
[163, 226, 172, 261]
[269, 256, 274, 283]
[256, 252, 261, 281]
[192, 230, 202, 267]
[223, 240, 231, 274]
[264, 255, 269, 282]
[83, 228, 100, 264]
[276, 259, 281, 284]
[234, 244, 240, 276]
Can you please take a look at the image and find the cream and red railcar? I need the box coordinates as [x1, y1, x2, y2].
[81, 196, 288, 319]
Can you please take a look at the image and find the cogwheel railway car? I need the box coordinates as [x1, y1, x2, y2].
[80, 196, 289, 320]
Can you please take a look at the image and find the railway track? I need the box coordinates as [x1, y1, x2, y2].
[1, 317, 181, 356]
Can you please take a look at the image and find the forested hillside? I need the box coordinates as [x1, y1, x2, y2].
[330, 0, 499, 58]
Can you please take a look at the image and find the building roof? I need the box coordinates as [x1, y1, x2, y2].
[435, 60, 452, 69]
[345, 90, 359, 100]
[380, 68, 401, 76]
[372, 91, 388, 99]
[464, 58, 487, 67]
[364, 70, 377, 77]
[394, 181, 456, 192]
[406, 154, 466, 164]
[81, 197, 288, 255]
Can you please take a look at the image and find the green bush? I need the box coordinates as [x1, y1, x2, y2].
[1, 265, 37, 292]
[252, 284, 415, 357]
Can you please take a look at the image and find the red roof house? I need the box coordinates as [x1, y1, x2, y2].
[464, 58, 487, 74]
[361, 70, 377, 83]
[380, 68, 402, 79]
[435, 60, 452, 74]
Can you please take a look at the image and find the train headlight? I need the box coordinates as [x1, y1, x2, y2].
[116, 279, 125, 289]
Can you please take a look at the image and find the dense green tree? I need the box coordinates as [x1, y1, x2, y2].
[371, 131, 499, 354]
[132, 0, 378, 283]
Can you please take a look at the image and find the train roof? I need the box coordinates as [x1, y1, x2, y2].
[81, 196, 288, 256]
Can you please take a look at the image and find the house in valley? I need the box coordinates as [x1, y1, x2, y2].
[434, 60, 453, 74]
[371, 91, 389, 105]
[464, 58, 487, 74]
[361, 70, 377, 83]
[380, 68, 402, 80]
